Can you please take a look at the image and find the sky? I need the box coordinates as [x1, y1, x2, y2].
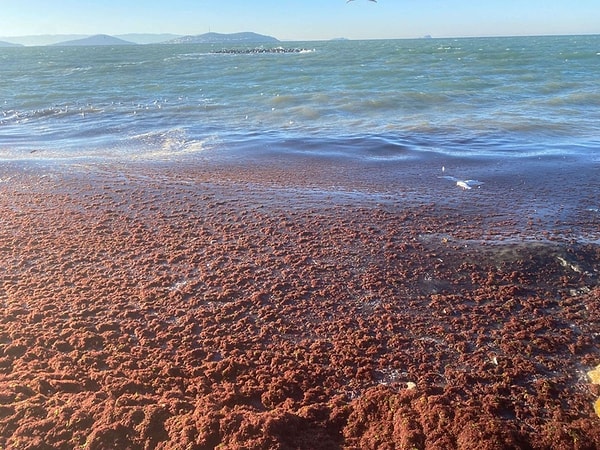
[1, 0, 599, 41]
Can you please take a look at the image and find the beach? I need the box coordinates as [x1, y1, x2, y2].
[0, 155, 598, 449]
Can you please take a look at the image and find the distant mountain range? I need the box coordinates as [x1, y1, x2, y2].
[0, 40, 23, 47]
[51, 34, 135, 46]
[0, 34, 180, 46]
[0, 32, 280, 47]
[164, 32, 279, 44]
[117, 34, 183, 45]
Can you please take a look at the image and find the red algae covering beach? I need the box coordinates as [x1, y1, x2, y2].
[0, 157, 599, 449]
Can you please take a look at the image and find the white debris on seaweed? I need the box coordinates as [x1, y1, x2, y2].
[440, 175, 484, 190]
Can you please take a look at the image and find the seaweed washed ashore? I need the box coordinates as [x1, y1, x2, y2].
[0, 159, 598, 449]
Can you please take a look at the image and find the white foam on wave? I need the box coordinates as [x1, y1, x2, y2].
[0, 127, 215, 163]
[164, 53, 210, 62]
[125, 128, 215, 160]
[61, 66, 92, 76]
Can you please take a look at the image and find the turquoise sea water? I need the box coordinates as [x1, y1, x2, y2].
[1, 35, 599, 164]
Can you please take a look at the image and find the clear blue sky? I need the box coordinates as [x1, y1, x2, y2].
[1, 0, 599, 40]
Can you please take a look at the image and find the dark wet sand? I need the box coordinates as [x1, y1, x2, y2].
[0, 156, 599, 449]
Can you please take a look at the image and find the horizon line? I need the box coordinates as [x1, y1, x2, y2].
[1, 31, 598, 44]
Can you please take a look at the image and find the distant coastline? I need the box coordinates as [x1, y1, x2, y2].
[163, 32, 279, 45]
[0, 32, 279, 47]
[50, 34, 134, 47]
[0, 40, 23, 47]
[2, 32, 599, 47]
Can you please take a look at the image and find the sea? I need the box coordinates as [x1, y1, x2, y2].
[0, 35, 599, 238]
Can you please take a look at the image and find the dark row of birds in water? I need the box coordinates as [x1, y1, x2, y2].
[211, 47, 310, 55]
[210, 2, 375, 56]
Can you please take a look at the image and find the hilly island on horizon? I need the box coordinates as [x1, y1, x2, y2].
[0, 31, 281, 47]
